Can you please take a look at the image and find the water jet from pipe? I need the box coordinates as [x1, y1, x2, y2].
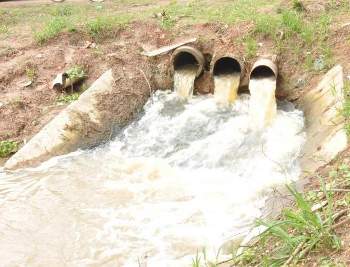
[249, 58, 278, 129]
[171, 46, 204, 99]
[211, 55, 242, 105]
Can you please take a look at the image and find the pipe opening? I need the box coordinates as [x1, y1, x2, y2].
[213, 57, 241, 76]
[250, 66, 276, 80]
[173, 52, 199, 71]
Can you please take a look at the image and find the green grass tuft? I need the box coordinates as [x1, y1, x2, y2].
[66, 66, 86, 80]
[56, 92, 80, 104]
[342, 80, 350, 136]
[244, 185, 341, 266]
[0, 24, 8, 35]
[50, 5, 74, 17]
[85, 15, 130, 38]
[244, 36, 258, 59]
[0, 140, 18, 158]
[34, 17, 67, 44]
[26, 65, 37, 82]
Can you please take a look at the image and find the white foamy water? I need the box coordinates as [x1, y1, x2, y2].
[249, 77, 277, 129]
[0, 91, 305, 266]
[214, 73, 240, 106]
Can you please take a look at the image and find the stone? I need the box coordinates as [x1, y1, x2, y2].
[299, 65, 347, 176]
[5, 70, 115, 170]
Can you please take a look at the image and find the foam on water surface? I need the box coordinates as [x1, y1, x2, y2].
[0, 91, 305, 266]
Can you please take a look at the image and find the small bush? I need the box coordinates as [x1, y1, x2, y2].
[0, 140, 18, 158]
[66, 66, 86, 80]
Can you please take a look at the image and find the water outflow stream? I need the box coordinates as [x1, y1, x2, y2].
[0, 91, 305, 266]
[249, 76, 277, 129]
[214, 73, 240, 106]
[174, 65, 197, 98]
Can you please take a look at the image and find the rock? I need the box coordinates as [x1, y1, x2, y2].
[313, 56, 325, 71]
[299, 65, 347, 175]
[5, 70, 115, 170]
[18, 80, 32, 88]
[294, 76, 306, 88]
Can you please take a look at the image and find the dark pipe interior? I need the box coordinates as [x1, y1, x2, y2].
[250, 66, 275, 79]
[173, 52, 198, 70]
[213, 57, 241, 76]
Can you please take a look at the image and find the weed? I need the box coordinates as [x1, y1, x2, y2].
[292, 0, 305, 12]
[235, 247, 256, 265]
[34, 17, 67, 44]
[66, 66, 86, 80]
[244, 36, 258, 59]
[56, 92, 80, 104]
[0, 25, 8, 35]
[26, 65, 37, 82]
[253, 14, 280, 37]
[282, 10, 303, 34]
[160, 12, 176, 29]
[254, 185, 340, 266]
[86, 17, 113, 36]
[191, 251, 201, 267]
[51, 5, 73, 17]
[0, 140, 18, 158]
[85, 15, 130, 38]
[341, 80, 350, 136]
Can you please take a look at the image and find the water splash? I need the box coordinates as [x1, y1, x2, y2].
[0, 91, 305, 266]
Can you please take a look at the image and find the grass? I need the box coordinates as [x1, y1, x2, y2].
[57, 92, 80, 104]
[243, 36, 258, 59]
[34, 16, 68, 44]
[66, 66, 86, 80]
[256, 185, 340, 266]
[226, 182, 344, 267]
[0, 140, 18, 158]
[341, 80, 350, 136]
[85, 14, 131, 38]
[26, 65, 37, 82]
[189, 180, 344, 267]
[0, 25, 8, 35]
